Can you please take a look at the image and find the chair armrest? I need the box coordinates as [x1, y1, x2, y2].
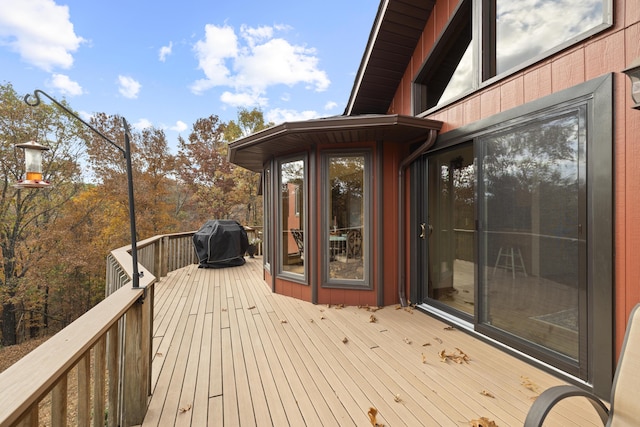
[524, 385, 609, 427]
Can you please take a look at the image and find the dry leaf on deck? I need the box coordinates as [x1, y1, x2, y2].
[222, 308, 227, 312]
[439, 348, 470, 364]
[156, 352, 163, 357]
[369, 314, 377, 323]
[342, 337, 349, 343]
[422, 342, 431, 346]
[443, 326, 455, 331]
[394, 394, 402, 402]
[469, 417, 498, 427]
[178, 403, 192, 413]
[520, 376, 541, 394]
[480, 390, 495, 398]
[395, 305, 402, 310]
[247, 305, 256, 310]
[368, 407, 384, 426]
[434, 337, 443, 344]
[280, 319, 288, 324]
[403, 337, 412, 344]
[421, 353, 427, 364]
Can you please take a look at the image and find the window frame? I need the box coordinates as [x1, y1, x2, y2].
[277, 155, 308, 283]
[413, 73, 613, 396]
[413, 0, 613, 115]
[321, 149, 373, 290]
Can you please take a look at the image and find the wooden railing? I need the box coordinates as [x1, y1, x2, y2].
[0, 232, 197, 427]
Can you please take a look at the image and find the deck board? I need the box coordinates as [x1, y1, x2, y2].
[141, 259, 604, 426]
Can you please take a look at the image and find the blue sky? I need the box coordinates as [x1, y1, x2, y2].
[0, 0, 379, 151]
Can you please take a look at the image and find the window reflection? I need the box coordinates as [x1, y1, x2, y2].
[496, 0, 605, 74]
[327, 155, 366, 281]
[480, 110, 583, 360]
[280, 159, 305, 275]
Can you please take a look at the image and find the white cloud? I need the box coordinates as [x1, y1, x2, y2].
[191, 23, 330, 108]
[134, 118, 153, 129]
[49, 73, 83, 96]
[220, 90, 268, 108]
[190, 24, 237, 94]
[0, 0, 85, 71]
[170, 120, 188, 132]
[266, 108, 320, 125]
[117, 75, 141, 99]
[159, 42, 173, 62]
[324, 101, 338, 111]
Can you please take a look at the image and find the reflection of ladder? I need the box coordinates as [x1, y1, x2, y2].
[493, 247, 527, 279]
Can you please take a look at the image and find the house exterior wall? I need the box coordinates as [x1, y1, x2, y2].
[386, 0, 640, 358]
[271, 141, 411, 308]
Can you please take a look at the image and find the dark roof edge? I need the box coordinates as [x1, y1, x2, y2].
[228, 114, 442, 152]
[344, 0, 389, 116]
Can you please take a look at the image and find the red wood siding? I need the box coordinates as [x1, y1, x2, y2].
[386, 0, 640, 357]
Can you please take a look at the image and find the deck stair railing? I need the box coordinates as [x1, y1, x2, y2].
[0, 232, 197, 427]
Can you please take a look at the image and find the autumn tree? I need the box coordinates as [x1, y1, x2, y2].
[0, 83, 85, 345]
[176, 115, 236, 222]
[223, 108, 272, 225]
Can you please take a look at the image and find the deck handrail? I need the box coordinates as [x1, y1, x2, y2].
[0, 231, 198, 427]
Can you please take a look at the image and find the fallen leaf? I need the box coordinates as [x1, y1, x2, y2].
[439, 348, 470, 364]
[421, 353, 427, 364]
[520, 376, 541, 394]
[480, 390, 495, 398]
[443, 326, 455, 331]
[222, 308, 227, 312]
[394, 394, 402, 402]
[469, 417, 498, 427]
[335, 304, 344, 309]
[434, 337, 443, 344]
[342, 337, 349, 343]
[395, 305, 402, 310]
[280, 319, 288, 324]
[310, 319, 314, 323]
[403, 337, 412, 344]
[248, 305, 256, 310]
[178, 403, 192, 413]
[320, 315, 326, 320]
[368, 407, 384, 426]
[422, 342, 431, 346]
[369, 314, 377, 323]
[155, 352, 163, 357]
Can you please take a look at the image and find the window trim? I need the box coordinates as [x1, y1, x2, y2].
[321, 149, 373, 290]
[276, 154, 308, 284]
[413, 0, 613, 116]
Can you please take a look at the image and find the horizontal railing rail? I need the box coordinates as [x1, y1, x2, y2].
[0, 231, 199, 427]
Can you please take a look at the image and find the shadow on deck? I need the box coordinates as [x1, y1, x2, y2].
[142, 257, 603, 426]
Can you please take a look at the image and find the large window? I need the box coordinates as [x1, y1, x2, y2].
[323, 152, 371, 287]
[417, 75, 612, 391]
[279, 158, 306, 278]
[414, 0, 611, 113]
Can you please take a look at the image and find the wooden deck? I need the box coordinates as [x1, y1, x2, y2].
[141, 257, 605, 426]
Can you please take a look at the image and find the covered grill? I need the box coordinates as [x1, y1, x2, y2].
[192, 220, 249, 268]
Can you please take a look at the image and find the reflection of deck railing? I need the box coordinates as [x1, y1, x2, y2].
[0, 232, 197, 426]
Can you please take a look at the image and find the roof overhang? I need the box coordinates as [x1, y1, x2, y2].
[345, 0, 436, 115]
[228, 114, 442, 172]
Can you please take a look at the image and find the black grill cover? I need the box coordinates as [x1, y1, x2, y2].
[192, 220, 249, 268]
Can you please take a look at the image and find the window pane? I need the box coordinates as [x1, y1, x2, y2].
[496, 0, 605, 74]
[427, 145, 476, 315]
[437, 43, 473, 107]
[280, 159, 304, 274]
[479, 111, 583, 360]
[328, 155, 365, 281]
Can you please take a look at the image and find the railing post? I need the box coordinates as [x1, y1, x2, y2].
[121, 296, 148, 426]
